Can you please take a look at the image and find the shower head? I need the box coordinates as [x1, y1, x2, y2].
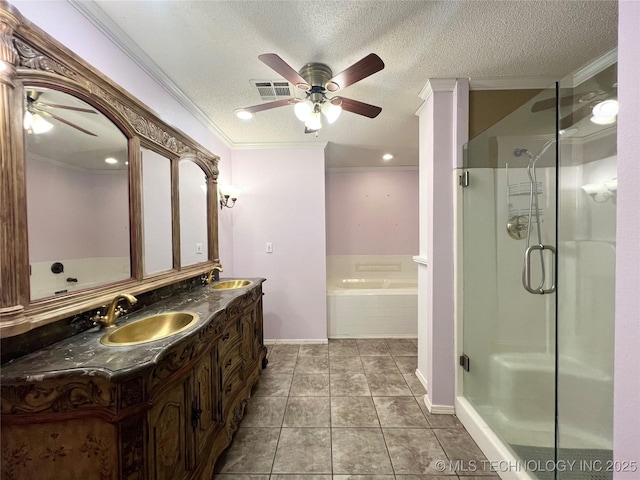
[513, 148, 534, 159]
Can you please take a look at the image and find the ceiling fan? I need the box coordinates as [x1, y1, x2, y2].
[24, 90, 99, 136]
[237, 53, 385, 134]
[530, 65, 617, 130]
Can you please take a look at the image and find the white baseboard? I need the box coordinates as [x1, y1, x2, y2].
[328, 334, 417, 339]
[264, 339, 329, 345]
[423, 394, 456, 414]
[415, 367, 455, 414]
[456, 396, 535, 480]
[415, 367, 429, 392]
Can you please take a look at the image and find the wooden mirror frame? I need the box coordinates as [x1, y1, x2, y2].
[0, 2, 221, 338]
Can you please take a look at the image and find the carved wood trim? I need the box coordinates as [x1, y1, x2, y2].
[118, 376, 145, 410]
[1, 376, 115, 417]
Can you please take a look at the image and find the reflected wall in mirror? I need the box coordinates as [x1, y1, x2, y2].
[25, 87, 130, 300]
[141, 148, 173, 275]
[179, 159, 208, 266]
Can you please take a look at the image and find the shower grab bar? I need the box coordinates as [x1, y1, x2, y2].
[523, 244, 556, 294]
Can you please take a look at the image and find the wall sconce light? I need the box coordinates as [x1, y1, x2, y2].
[219, 185, 240, 209]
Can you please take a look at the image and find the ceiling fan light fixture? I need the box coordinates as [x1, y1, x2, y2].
[592, 99, 618, 117]
[321, 101, 342, 124]
[294, 99, 314, 122]
[234, 109, 254, 120]
[24, 111, 54, 134]
[305, 112, 322, 131]
[590, 115, 617, 125]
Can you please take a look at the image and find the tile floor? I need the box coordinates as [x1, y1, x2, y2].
[214, 338, 497, 479]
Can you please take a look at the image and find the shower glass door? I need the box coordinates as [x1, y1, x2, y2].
[462, 59, 617, 480]
[462, 84, 559, 478]
[555, 63, 616, 479]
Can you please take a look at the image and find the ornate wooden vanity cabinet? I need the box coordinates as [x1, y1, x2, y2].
[0, 2, 267, 479]
[2, 282, 267, 480]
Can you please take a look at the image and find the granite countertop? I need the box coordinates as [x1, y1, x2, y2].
[0, 278, 265, 383]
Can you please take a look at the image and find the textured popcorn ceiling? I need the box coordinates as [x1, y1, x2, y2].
[86, 0, 617, 168]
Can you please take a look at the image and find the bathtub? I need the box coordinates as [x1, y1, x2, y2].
[327, 278, 418, 337]
[487, 352, 613, 450]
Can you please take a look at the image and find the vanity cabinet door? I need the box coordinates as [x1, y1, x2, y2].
[147, 377, 192, 480]
[194, 350, 218, 461]
[243, 295, 265, 375]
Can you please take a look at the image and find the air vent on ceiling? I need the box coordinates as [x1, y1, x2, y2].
[250, 80, 294, 101]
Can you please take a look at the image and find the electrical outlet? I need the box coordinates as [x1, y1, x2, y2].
[196, 243, 203, 254]
[266, 242, 273, 253]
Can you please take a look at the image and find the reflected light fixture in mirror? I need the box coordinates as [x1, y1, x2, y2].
[23, 110, 53, 134]
[24, 87, 130, 301]
[219, 185, 240, 209]
[234, 108, 254, 120]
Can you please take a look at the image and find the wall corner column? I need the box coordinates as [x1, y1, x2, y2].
[415, 78, 468, 413]
[0, 2, 29, 334]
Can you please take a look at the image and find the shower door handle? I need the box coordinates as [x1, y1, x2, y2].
[523, 244, 556, 294]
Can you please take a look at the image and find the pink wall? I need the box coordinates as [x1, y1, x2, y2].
[26, 156, 129, 262]
[614, 1, 640, 476]
[231, 147, 327, 341]
[325, 169, 419, 255]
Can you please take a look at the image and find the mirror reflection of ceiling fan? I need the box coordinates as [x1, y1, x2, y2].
[531, 65, 618, 130]
[236, 53, 385, 134]
[24, 90, 99, 136]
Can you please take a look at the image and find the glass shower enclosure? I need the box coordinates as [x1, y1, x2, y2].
[461, 60, 617, 480]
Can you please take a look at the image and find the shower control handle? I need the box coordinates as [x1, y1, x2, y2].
[523, 244, 556, 294]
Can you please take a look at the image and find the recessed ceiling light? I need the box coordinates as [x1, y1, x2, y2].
[105, 157, 118, 164]
[235, 109, 254, 120]
[382, 153, 394, 161]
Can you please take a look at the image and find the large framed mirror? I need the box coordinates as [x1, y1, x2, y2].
[0, 2, 221, 337]
[25, 87, 131, 301]
[141, 147, 173, 276]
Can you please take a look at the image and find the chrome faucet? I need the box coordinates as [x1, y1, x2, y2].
[93, 293, 137, 328]
[205, 266, 223, 284]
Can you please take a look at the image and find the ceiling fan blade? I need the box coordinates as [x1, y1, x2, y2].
[35, 101, 98, 114]
[326, 54, 384, 92]
[258, 54, 310, 91]
[333, 96, 382, 118]
[531, 94, 586, 113]
[37, 109, 98, 137]
[242, 98, 298, 114]
[559, 103, 592, 130]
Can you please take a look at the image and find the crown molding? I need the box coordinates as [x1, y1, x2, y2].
[418, 78, 457, 101]
[326, 166, 418, 173]
[232, 141, 328, 150]
[469, 76, 556, 91]
[568, 48, 617, 87]
[68, 0, 233, 149]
